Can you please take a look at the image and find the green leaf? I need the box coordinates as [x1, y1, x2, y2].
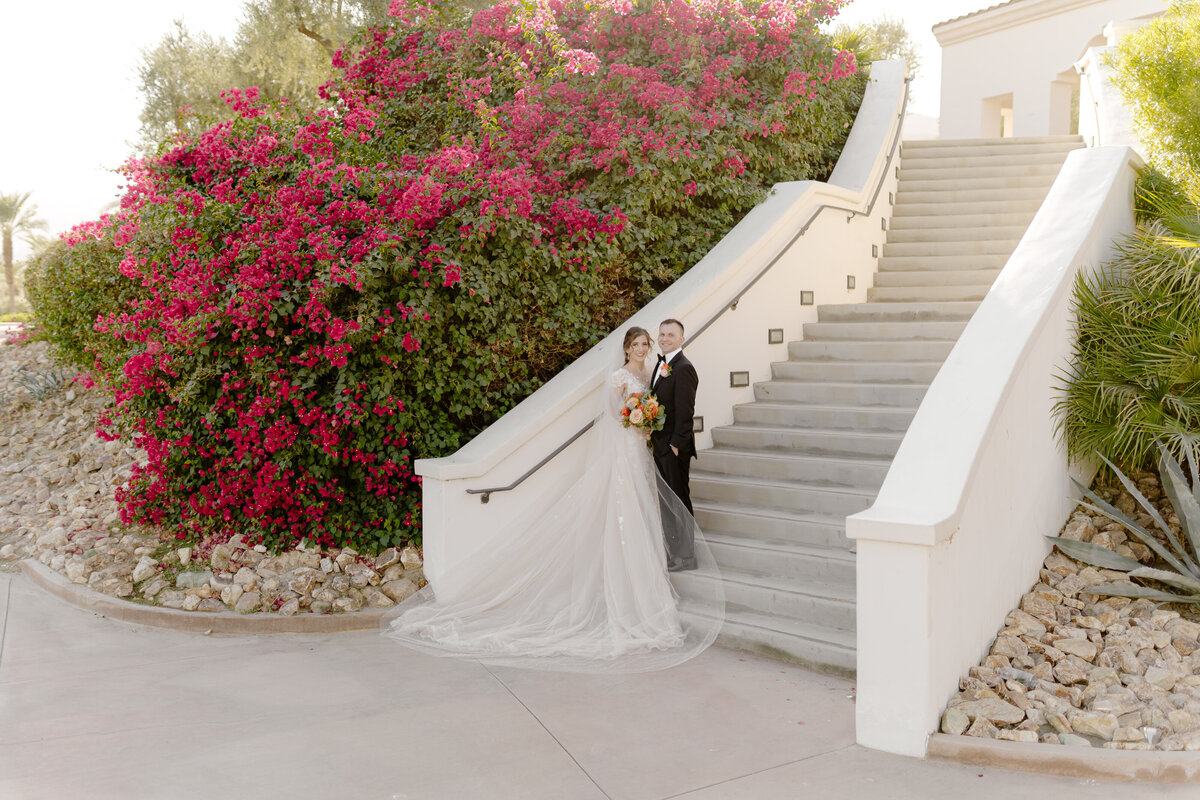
[1096, 452, 1196, 575]
[1157, 441, 1200, 561]
[1127, 566, 1200, 594]
[1083, 582, 1200, 605]
[1072, 476, 1198, 580]
[1046, 536, 1143, 571]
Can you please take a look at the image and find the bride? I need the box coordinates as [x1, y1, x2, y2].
[380, 327, 724, 672]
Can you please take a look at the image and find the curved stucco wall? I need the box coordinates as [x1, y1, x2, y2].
[415, 60, 908, 590]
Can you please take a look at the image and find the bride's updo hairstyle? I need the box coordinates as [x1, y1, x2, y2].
[623, 326, 651, 357]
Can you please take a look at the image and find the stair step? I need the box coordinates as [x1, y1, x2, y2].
[816, 301, 979, 322]
[901, 134, 1083, 149]
[882, 239, 1018, 258]
[753, 379, 928, 406]
[674, 567, 856, 633]
[770, 359, 944, 383]
[706, 534, 855, 584]
[897, 175, 1055, 193]
[710, 424, 904, 458]
[898, 151, 1074, 172]
[897, 186, 1050, 205]
[900, 141, 1083, 159]
[786, 339, 956, 361]
[890, 212, 1036, 229]
[690, 471, 877, 516]
[886, 225, 1027, 244]
[867, 284, 994, 302]
[872, 269, 1000, 287]
[878, 254, 1010, 270]
[891, 199, 1046, 217]
[694, 500, 848, 547]
[802, 320, 966, 341]
[731, 401, 917, 432]
[700, 447, 890, 489]
[898, 163, 1063, 182]
[704, 605, 858, 676]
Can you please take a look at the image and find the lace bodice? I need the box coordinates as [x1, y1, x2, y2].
[610, 367, 649, 395]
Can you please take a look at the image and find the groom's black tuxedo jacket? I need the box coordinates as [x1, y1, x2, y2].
[650, 352, 698, 460]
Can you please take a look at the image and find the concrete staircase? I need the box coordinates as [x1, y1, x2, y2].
[678, 135, 1085, 675]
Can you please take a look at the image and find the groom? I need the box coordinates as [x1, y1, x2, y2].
[650, 318, 698, 572]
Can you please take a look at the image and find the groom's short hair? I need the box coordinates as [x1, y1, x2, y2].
[661, 318, 685, 335]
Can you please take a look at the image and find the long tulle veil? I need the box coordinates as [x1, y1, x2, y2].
[380, 353, 725, 673]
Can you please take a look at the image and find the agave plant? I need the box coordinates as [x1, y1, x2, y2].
[1048, 442, 1200, 605]
[16, 366, 70, 401]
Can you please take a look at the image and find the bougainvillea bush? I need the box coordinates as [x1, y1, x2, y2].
[28, 0, 864, 552]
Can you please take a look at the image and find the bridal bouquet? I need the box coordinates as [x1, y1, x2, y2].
[621, 392, 666, 443]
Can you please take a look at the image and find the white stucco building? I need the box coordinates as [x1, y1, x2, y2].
[934, 0, 1166, 141]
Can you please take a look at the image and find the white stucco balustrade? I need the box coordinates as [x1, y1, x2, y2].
[847, 145, 1143, 758]
[415, 61, 907, 591]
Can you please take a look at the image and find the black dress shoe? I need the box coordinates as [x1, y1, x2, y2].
[667, 557, 698, 572]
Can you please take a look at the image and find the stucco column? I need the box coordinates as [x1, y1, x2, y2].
[854, 538, 939, 757]
[1048, 79, 1076, 135]
[1012, 84, 1052, 137]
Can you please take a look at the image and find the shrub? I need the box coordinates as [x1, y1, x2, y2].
[1106, 0, 1200, 190]
[1055, 173, 1200, 469]
[24, 220, 148, 369]
[33, 0, 864, 552]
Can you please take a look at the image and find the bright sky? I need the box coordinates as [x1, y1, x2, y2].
[0, 0, 988, 263]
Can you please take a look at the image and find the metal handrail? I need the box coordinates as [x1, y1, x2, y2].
[466, 76, 911, 503]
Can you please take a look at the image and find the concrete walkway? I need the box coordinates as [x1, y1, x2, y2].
[0, 572, 1193, 800]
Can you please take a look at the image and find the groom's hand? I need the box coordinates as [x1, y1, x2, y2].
[671, 445, 679, 456]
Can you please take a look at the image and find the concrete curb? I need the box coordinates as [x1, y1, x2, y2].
[928, 733, 1200, 783]
[20, 559, 391, 635]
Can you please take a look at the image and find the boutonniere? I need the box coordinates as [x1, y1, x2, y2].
[658, 362, 672, 379]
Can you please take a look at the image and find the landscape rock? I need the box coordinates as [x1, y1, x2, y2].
[965, 717, 998, 738]
[941, 491, 1200, 753]
[234, 591, 262, 614]
[1068, 711, 1119, 740]
[400, 546, 422, 568]
[362, 587, 396, 609]
[176, 570, 214, 590]
[956, 697, 1025, 725]
[131, 556, 158, 584]
[374, 547, 400, 570]
[1056, 638, 1098, 662]
[381, 578, 419, 604]
[1060, 515, 1096, 542]
[941, 707, 969, 735]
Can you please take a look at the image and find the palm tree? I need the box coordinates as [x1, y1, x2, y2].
[0, 192, 48, 313]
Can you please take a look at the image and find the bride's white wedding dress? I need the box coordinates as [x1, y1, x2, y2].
[380, 366, 724, 672]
